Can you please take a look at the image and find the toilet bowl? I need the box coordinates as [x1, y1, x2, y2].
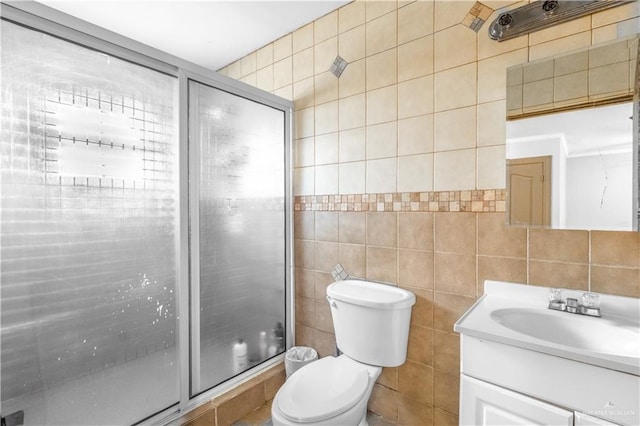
[271, 355, 381, 425]
[272, 280, 415, 426]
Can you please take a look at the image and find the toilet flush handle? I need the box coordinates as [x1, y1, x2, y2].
[326, 295, 338, 308]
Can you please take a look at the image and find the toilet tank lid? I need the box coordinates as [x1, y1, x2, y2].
[327, 280, 416, 309]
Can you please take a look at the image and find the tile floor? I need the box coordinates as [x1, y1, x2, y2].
[233, 402, 395, 426]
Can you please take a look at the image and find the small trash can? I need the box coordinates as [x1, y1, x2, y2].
[285, 346, 318, 378]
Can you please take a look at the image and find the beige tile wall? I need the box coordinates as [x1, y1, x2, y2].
[219, 0, 640, 424]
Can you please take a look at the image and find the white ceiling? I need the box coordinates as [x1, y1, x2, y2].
[37, 0, 349, 71]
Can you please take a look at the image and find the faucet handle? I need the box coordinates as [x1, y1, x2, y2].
[547, 288, 566, 311]
[548, 288, 563, 302]
[582, 292, 600, 309]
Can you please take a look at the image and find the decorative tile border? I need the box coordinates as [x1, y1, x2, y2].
[294, 189, 507, 212]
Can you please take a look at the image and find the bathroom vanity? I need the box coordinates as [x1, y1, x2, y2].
[454, 281, 640, 426]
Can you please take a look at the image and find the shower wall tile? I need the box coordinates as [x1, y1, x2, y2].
[433, 331, 459, 374]
[477, 212, 526, 257]
[315, 132, 339, 165]
[529, 31, 591, 61]
[339, 161, 366, 194]
[293, 48, 314, 82]
[366, 121, 397, 159]
[339, 58, 366, 99]
[433, 149, 476, 191]
[590, 266, 640, 298]
[314, 71, 338, 104]
[315, 241, 339, 275]
[294, 267, 315, 299]
[476, 145, 506, 189]
[369, 383, 399, 421]
[529, 229, 589, 263]
[315, 100, 339, 135]
[366, 48, 398, 91]
[434, 63, 476, 112]
[292, 166, 314, 196]
[398, 395, 434, 426]
[434, 25, 477, 72]
[273, 34, 292, 61]
[314, 37, 338, 75]
[398, 249, 434, 290]
[367, 85, 398, 125]
[529, 260, 589, 291]
[256, 65, 274, 92]
[338, 243, 366, 278]
[315, 211, 339, 242]
[398, 1, 434, 44]
[339, 127, 366, 162]
[407, 325, 434, 366]
[293, 77, 315, 109]
[365, 11, 397, 56]
[528, 15, 591, 46]
[365, 0, 397, 23]
[397, 154, 434, 193]
[591, 231, 640, 267]
[434, 106, 476, 152]
[293, 211, 314, 240]
[339, 1, 365, 33]
[339, 211, 367, 244]
[315, 164, 338, 195]
[339, 25, 366, 62]
[477, 48, 528, 104]
[398, 212, 433, 250]
[366, 246, 398, 284]
[398, 361, 434, 404]
[434, 252, 476, 297]
[398, 75, 434, 119]
[433, 370, 459, 414]
[398, 114, 434, 156]
[315, 11, 338, 43]
[476, 100, 506, 147]
[366, 157, 397, 193]
[378, 366, 398, 390]
[398, 35, 434, 82]
[337, 96, 364, 132]
[256, 44, 274, 69]
[367, 212, 397, 247]
[408, 288, 434, 329]
[434, 0, 474, 32]
[477, 256, 527, 295]
[293, 23, 314, 53]
[273, 56, 293, 89]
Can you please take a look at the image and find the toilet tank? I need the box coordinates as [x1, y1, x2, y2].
[326, 280, 416, 367]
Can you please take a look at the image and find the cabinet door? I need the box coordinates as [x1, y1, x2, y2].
[460, 375, 574, 426]
[575, 412, 621, 426]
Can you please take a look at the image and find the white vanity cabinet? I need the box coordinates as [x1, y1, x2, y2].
[459, 336, 631, 426]
[461, 375, 574, 425]
[455, 281, 640, 426]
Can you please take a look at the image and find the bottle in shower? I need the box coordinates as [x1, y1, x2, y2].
[259, 331, 268, 360]
[233, 339, 248, 373]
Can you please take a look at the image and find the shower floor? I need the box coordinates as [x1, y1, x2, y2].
[1, 348, 178, 426]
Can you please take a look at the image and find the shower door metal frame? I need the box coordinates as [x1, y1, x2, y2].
[0, 2, 293, 424]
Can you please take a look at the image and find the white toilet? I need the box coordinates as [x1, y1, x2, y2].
[271, 279, 416, 425]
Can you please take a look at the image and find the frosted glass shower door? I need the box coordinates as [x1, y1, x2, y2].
[189, 81, 286, 394]
[1, 22, 179, 425]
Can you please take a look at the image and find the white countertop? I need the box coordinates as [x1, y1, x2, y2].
[454, 281, 640, 376]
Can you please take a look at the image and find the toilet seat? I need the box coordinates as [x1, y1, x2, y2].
[277, 356, 370, 423]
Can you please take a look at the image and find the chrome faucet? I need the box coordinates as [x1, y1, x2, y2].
[548, 289, 601, 317]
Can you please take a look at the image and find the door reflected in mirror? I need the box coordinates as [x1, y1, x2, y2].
[506, 102, 634, 231]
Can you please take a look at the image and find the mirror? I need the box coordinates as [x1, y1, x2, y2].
[505, 34, 639, 231]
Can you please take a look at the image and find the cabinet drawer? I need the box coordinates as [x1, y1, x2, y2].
[461, 335, 639, 426]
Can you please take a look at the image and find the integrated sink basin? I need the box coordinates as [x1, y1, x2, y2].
[454, 280, 640, 375]
[490, 307, 640, 358]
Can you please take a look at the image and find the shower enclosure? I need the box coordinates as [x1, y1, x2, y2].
[0, 3, 291, 425]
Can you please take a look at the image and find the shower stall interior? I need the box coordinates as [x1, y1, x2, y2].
[0, 4, 292, 425]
